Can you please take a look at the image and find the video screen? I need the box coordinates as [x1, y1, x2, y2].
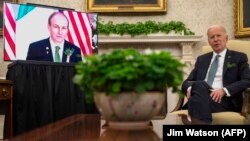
[3, 2, 98, 63]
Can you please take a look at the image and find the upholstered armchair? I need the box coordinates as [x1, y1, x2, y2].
[171, 40, 250, 124]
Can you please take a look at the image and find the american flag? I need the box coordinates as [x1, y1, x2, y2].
[3, 2, 16, 61]
[3, 2, 97, 61]
[63, 11, 93, 56]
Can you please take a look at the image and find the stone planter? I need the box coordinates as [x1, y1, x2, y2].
[94, 92, 165, 129]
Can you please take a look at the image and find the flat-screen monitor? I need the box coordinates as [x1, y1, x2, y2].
[3, 2, 98, 62]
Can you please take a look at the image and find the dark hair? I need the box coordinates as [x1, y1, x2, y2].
[48, 12, 69, 27]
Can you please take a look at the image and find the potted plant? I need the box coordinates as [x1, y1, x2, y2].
[73, 48, 185, 128]
[98, 20, 195, 37]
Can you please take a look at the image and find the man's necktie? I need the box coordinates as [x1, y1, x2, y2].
[55, 46, 60, 62]
[207, 54, 220, 86]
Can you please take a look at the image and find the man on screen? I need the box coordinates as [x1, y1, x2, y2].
[26, 11, 82, 63]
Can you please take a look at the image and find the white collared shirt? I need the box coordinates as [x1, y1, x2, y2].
[205, 48, 230, 96]
[50, 38, 64, 62]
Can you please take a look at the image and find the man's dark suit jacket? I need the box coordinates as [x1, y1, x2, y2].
[182, 49, 250, 112]
[26, 38, 82, 63]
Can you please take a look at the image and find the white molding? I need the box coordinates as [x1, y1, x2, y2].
[98, 35, 203, 65]
[99, 35, 203, 44]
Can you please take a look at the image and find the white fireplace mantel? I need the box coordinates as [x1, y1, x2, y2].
[98, 35, 203, 66]
[99, 35, 202, 43]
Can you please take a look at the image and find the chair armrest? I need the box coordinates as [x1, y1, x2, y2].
[241, 88, 250, 117]
[170, 95, 185, 113]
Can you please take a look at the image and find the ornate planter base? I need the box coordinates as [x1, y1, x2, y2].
[108, 121, 152, 130]
[94, 92, 166, 128]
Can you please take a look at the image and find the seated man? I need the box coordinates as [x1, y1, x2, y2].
[181, 24, 250, 124]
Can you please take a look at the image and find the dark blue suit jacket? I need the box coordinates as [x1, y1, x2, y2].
[182, 49, 250, 112]
[26, 38, 82, 63]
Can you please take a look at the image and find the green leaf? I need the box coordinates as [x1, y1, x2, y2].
[98, 20, 195, 37]
[73, 48, 186, 103]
